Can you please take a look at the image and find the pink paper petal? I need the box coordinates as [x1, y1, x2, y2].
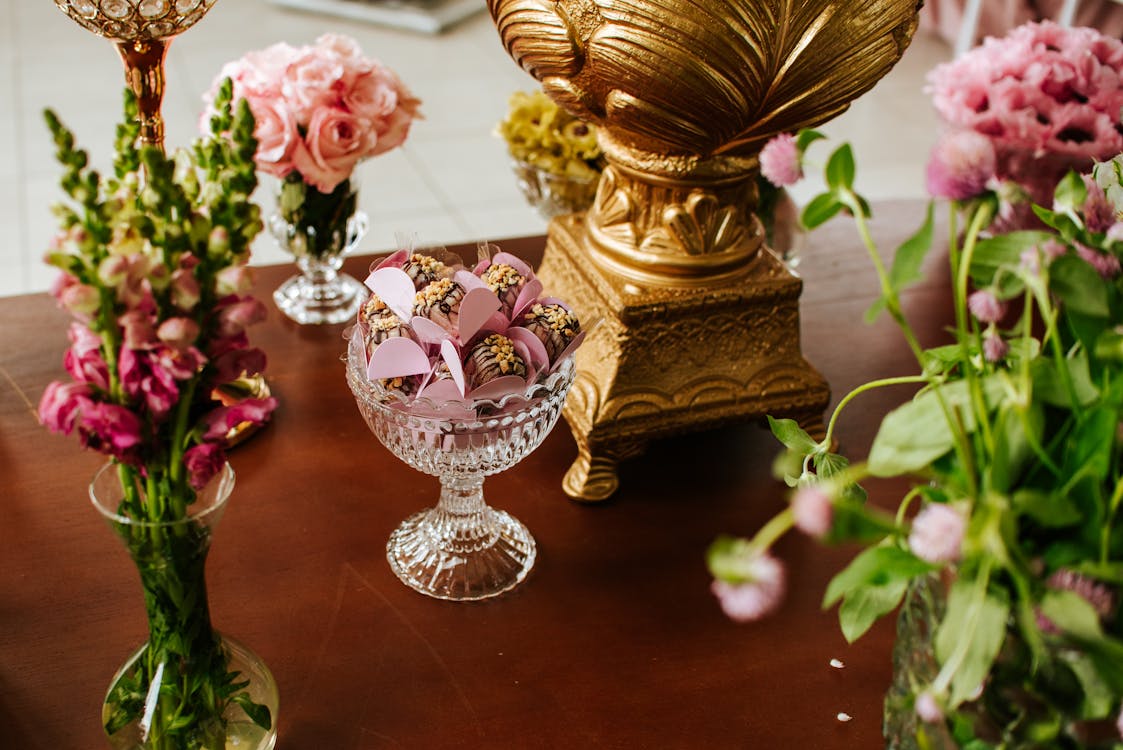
[365, 267, 416, 321]
[550, 330, 587, 371]
[454, 268, 488, 292]
[367, 337, 432, 380]
[469, 375, 530, 401]
[480, 311, 510, 336]
[416, 378, 467, 405]
[457, 287, 503, 342]
[372, 249, 407, 272]
[492, 251, 534, 279]
[510, 339, 540, 385]
[440, 339, 467, 396]
[410, 315, 453, 345]
[505, 326, 549, 370]
[511, 279, 545, 319]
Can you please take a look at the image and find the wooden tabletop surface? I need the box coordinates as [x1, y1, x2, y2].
[0, 202, 953, 749]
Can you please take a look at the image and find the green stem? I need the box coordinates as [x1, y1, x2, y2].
[954, 203, 995, 458]
[751, 507, 795, 552]
[824, 374, 930, 449]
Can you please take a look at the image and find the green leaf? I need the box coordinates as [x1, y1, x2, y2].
[767, 415, 819, 455]
[823, 545, 935, 608]
[969, 231, 1052, 287]
[989, 401, 1042, 493]
[795, 129, 826, 153]
[1053, 169, 1088, 213]
[1012, 489, 1083, 528]
[934, 579, 1009, 705]
[1039, 589, 1103, 640]
[1058, 650, 1116, 719]
[825, 144, 856, 190]
[838, 578, 908, 642]
[232, 693, 273, 730]
[1051, 254, 1110, 318]
[866, 202, 934, 322]
[1030, 353, 1098, 408]
[868, 376, 1004, 477]
[800, 192, 843, 229]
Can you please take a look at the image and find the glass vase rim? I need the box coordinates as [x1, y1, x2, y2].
[88, 460, 236, 528]
[345, 325, 576, 419]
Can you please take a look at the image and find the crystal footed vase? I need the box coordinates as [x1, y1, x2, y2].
[270, 177, 369, 325]
[511, 159, 600, 220]
[90, 462, 278, 750]
[345, 330, 576, 601]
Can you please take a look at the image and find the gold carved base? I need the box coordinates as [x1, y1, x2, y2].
[540, 215, 830, 502]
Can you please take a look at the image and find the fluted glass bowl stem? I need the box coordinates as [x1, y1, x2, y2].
[346, 330, 575, 601]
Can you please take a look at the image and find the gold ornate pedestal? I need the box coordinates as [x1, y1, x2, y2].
[543, 214, 828, 501]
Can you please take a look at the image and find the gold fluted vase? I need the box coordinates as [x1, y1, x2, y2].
[489, 0, 921, 500]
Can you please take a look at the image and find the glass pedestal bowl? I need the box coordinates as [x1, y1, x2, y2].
[345, 329, 576, 601]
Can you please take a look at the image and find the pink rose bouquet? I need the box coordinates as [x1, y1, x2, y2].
[204, 33, 422, 258]
[926, 21, 1123, 229]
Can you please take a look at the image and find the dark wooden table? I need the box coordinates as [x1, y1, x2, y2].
[0, 202, 953, 749]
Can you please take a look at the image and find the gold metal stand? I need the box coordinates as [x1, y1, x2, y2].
[489, 0, 921, 500]
[542, 214, 829, 501]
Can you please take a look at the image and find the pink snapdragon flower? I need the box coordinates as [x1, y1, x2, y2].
[38, 381, 93, 435]
[925, 130, 996, 201]
[759, 133, 803, 187]
[791, 485, 833, 538]
[184, 442, 227, 491]
[79, 402, 144, 458]
[711, 549, 786, 622]
[64, 324, 110, 391]
[119, 347, 181, 418]
[201, 397, 278, 441]
[908, 503, 966, 564]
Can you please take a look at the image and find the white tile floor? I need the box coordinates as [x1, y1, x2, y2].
[0, 0, 953, 297]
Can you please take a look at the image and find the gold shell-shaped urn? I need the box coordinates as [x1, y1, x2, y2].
[491, 0, 920, 280]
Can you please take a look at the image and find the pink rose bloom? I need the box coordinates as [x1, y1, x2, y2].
[791, 485, 833, 538]
[79, 402, 144, 457]
[38, 381, 92, 435]
[908, 504, 966, 564]
[759, 133, 802, 187]
[1076, 243, 1122, 279]
[201, 397, 278, 441]
[370, 93, 422, 157]
[316, 33, 374, 85]
[184, 442, 227, 491]
[925, 130, 996, 201]
[292, 107, 374, 192]
[711, 551, 786, 622]
[247, 97, 300, 178]
[344, 69, 400, 122]
[967, 290, 1006, 324]
[282, 47, 346, 121]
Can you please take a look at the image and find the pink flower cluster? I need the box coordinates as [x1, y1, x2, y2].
[356, 247, 585, 413]
[39, 249, 276, 491]
[205, 34, 421, 193]
[926, 21, 1123, 211]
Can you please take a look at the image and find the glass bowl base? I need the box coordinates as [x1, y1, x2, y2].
[272, 271, 367, 325]
[386, 507, 537, 601]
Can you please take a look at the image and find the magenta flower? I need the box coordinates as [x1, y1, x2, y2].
[759, 133, 803, 187]
[1076, 244, 1122, 279]
[925, 130, 996, 201]
[64, 324, 110, 391]
[967, 290, 1006, 324]
[710, 550, 786, 622]
[78, 402, 144, 457]
[908, 503, 966, 564]
[791, 485, 833, 538]
[170, 268, 201, 311]
[210, 347, 267, 385]
[184, 442, 227, 491]
[119, 347, 180, 419]
[38, 381, 93, 435]
[216, 297, 267, 338]
[157, 318, 201, 350]
[201, 397, 278, 441]
[983, 331, 1009, 363]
